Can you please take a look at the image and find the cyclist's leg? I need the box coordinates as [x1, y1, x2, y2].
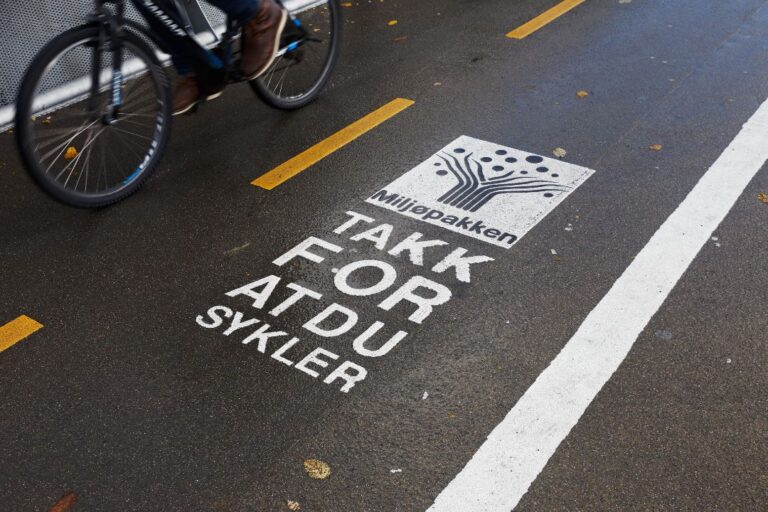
[144, 3, 194, 75]
[148, 0, 267, 75]
[206, 0, 261, 21]
[145, 7, 200, 115]
[207, 0, 286, 79]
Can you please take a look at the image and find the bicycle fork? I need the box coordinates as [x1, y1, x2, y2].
[88, 0, 125, 124]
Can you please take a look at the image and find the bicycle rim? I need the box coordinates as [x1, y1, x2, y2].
[18, 28, 169, 206]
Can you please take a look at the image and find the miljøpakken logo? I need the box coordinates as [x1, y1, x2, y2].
[366, 135, 595, 248]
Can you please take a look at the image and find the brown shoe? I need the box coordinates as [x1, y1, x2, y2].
[173, 75, 224, 116]
[241, 0, 288, 80]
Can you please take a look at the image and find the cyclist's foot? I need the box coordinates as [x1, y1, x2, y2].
[173, 75, 224, 116]
[241, 0, 288, 80]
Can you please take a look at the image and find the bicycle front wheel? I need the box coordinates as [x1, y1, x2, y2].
[15, 25, 172, 208]
[251, 0, 342, 109]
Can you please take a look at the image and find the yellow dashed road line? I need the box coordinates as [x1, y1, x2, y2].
[0, 315, 43, 353]
[507, 0, 585, 40]
[252, 98, 415, 190]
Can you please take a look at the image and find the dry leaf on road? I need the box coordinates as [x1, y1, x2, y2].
[304, 459, 331, 479]
[649, 144, 663, 151]
[553, 147, 567, 158]
[387, 20, 398, 26]
[287, 500, 301, 511]
[758, 192, 768, 203]
[576, 90, 589, 98]
[49, 492, 77, 512]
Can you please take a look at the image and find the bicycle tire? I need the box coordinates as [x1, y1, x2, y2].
[251, 0, 342, 110]
[15, 24, 172, 208]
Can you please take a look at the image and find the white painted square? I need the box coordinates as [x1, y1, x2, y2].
[366, 136, 595, 248]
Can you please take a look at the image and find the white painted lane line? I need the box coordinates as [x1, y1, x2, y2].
[428, 98, 768, 512]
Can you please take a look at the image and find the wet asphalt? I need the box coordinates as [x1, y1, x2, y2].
[1, 0, 767, 510]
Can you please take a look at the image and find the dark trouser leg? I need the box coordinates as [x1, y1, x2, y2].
[144, 2, 193, 75]
[149, 0, 262, 75]
[207, 0, 261, 22]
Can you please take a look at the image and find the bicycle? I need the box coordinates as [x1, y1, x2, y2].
[14, 0, 341, 208]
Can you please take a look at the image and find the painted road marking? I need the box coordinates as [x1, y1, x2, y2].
[252, 98, 415, 190]
[197, 212, 496, 393]
[366, 136, 594, 248]
[428, 98, 768, 511]
[0, 315, 44, 353]
[506, 0, 585, 40]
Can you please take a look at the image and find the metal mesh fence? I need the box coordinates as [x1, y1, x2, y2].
[0, 0, 225, 127]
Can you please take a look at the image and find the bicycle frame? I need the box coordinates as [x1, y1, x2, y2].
[90, 0, 307, 120]
[89, 0, 227, 120]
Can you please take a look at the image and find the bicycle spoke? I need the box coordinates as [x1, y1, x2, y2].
[42, 118, 101, 174]
[110, 125, 153, 141]
[56, 125, 103, 183]
[66, 128, 96, 188]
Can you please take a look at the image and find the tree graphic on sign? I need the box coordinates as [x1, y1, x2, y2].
[434, 148, 570, 213]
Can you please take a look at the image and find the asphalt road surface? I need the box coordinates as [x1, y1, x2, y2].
[1, 1, 767, 511]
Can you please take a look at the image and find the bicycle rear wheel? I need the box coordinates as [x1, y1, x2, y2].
[251, 0, 341, 109]
[15, 25, 172, 208]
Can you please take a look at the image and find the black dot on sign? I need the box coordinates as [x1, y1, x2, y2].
[436, 170, 448, 176]
[521, 170, 528, 174]
[496, 149, 507, 155]
[492, 165, 504, 171]
[551, 173, 559, 178]
[544, 193, 554, 198]
[454, 148, 466, 153]
[481, 157, 492, 162]
[434, 162, 441, 166]
[526, 155, 544, 163]
[537, 166, 549, 173]
[505, 157, 517, 163]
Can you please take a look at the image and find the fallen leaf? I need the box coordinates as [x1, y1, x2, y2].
[393, 36, 407, 42]
[64, 146, 78, 160]
[758, 192, 768, 203]
[287, 500, 301, 511]
[340, 2, 353, 6]
[387, 20, 398, 26]
[576, 90, 589, 98]
[553, 147, 567, 158]
[433, 82, 442, 86]
[304, 459, 331, 480]
[42, 116, 52, 125]
[649, 143, 663, 151]
[49, 492, 77, 512]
